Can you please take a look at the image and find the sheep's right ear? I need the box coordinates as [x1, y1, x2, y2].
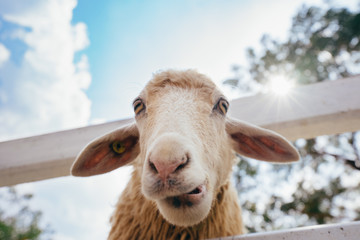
[71, 123, 140, 177]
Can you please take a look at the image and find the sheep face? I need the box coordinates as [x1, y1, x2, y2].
[71, 70, 300, 228]
[136, 75, 235, 226]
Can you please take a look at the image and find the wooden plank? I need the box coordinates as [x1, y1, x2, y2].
[211, 221, 360, 240]
[0, 76, 360, 186]
[0, 118, 133, 187]
[229, 75, 360, 141]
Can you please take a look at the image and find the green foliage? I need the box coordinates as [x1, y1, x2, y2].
[0, 187, 52, 240]
[225, 3, 360, 233]
[228, 4, 360, 89]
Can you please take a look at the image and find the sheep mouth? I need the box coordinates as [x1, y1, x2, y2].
[165, 184, 206, 208]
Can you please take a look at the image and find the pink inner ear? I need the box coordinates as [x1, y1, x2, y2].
[121, 136, 139, 154]
[231, 133, 264, 157]
[83, 147, 109, 170]
[257, 136, 290, 156]
[230, 133, 295, 160]
[104, 151, 133, 170]
[79, 135, 138, 172]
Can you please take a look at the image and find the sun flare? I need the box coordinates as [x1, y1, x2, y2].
[267, 75, 295, 96]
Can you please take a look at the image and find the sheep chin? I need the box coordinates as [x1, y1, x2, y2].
[155, 185, 212, 227]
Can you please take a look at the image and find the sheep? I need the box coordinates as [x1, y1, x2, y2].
[71, 69, 300, 239]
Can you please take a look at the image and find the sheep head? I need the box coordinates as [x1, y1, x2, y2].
[71, 70, 299, 227]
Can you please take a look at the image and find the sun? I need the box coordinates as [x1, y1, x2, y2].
[267, 75, 295, 96]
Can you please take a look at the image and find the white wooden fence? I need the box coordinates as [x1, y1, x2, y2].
[1, 75, 360, 239]
[212, 221, 360, 240]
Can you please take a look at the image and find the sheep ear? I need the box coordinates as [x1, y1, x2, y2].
[226, 118, 300, 162]
[71, 123, 140, 177]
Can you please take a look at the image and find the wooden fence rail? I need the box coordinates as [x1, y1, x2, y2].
[1, 75, 360, 187]
[212, 221, 360, 240]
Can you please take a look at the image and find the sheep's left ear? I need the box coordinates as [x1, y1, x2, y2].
[71, 122, 140, 177]
[226, 118, 300, 162]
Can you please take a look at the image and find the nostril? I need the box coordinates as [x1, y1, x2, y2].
[175, 154, 189, 172]
[149, 161, 158, 173]
[175, 162, 186, 172]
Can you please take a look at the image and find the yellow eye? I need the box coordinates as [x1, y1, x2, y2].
[216, 98, 229, 115]
[112, 141, 126, 154]
[133, 98, 145, 115]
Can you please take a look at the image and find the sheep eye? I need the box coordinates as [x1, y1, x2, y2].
[215, 98, 229, 115]
[133, 98, 145, 115]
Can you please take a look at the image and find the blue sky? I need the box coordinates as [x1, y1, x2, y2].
[0, 0, 359, 239]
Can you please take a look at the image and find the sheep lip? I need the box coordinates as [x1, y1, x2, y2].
[186, 184, 205, 195]
[165, 184, 207, 208]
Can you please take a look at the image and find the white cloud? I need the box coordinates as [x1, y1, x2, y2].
[15, 167, 133, 240]
[0, 0, 91, 140]
[0, 43, 10, 67]
[0, 1, 113, 239]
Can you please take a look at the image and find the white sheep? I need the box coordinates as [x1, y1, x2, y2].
[71, 69, 299, 239]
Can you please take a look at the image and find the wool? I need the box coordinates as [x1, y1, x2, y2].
[108, 170, 244, 240]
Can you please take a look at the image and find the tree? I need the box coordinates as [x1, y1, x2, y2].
[225, 3, 360, 232]
[0, 187, 53, 240]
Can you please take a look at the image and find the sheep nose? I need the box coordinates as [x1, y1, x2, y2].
[149, 155, 189, 181]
